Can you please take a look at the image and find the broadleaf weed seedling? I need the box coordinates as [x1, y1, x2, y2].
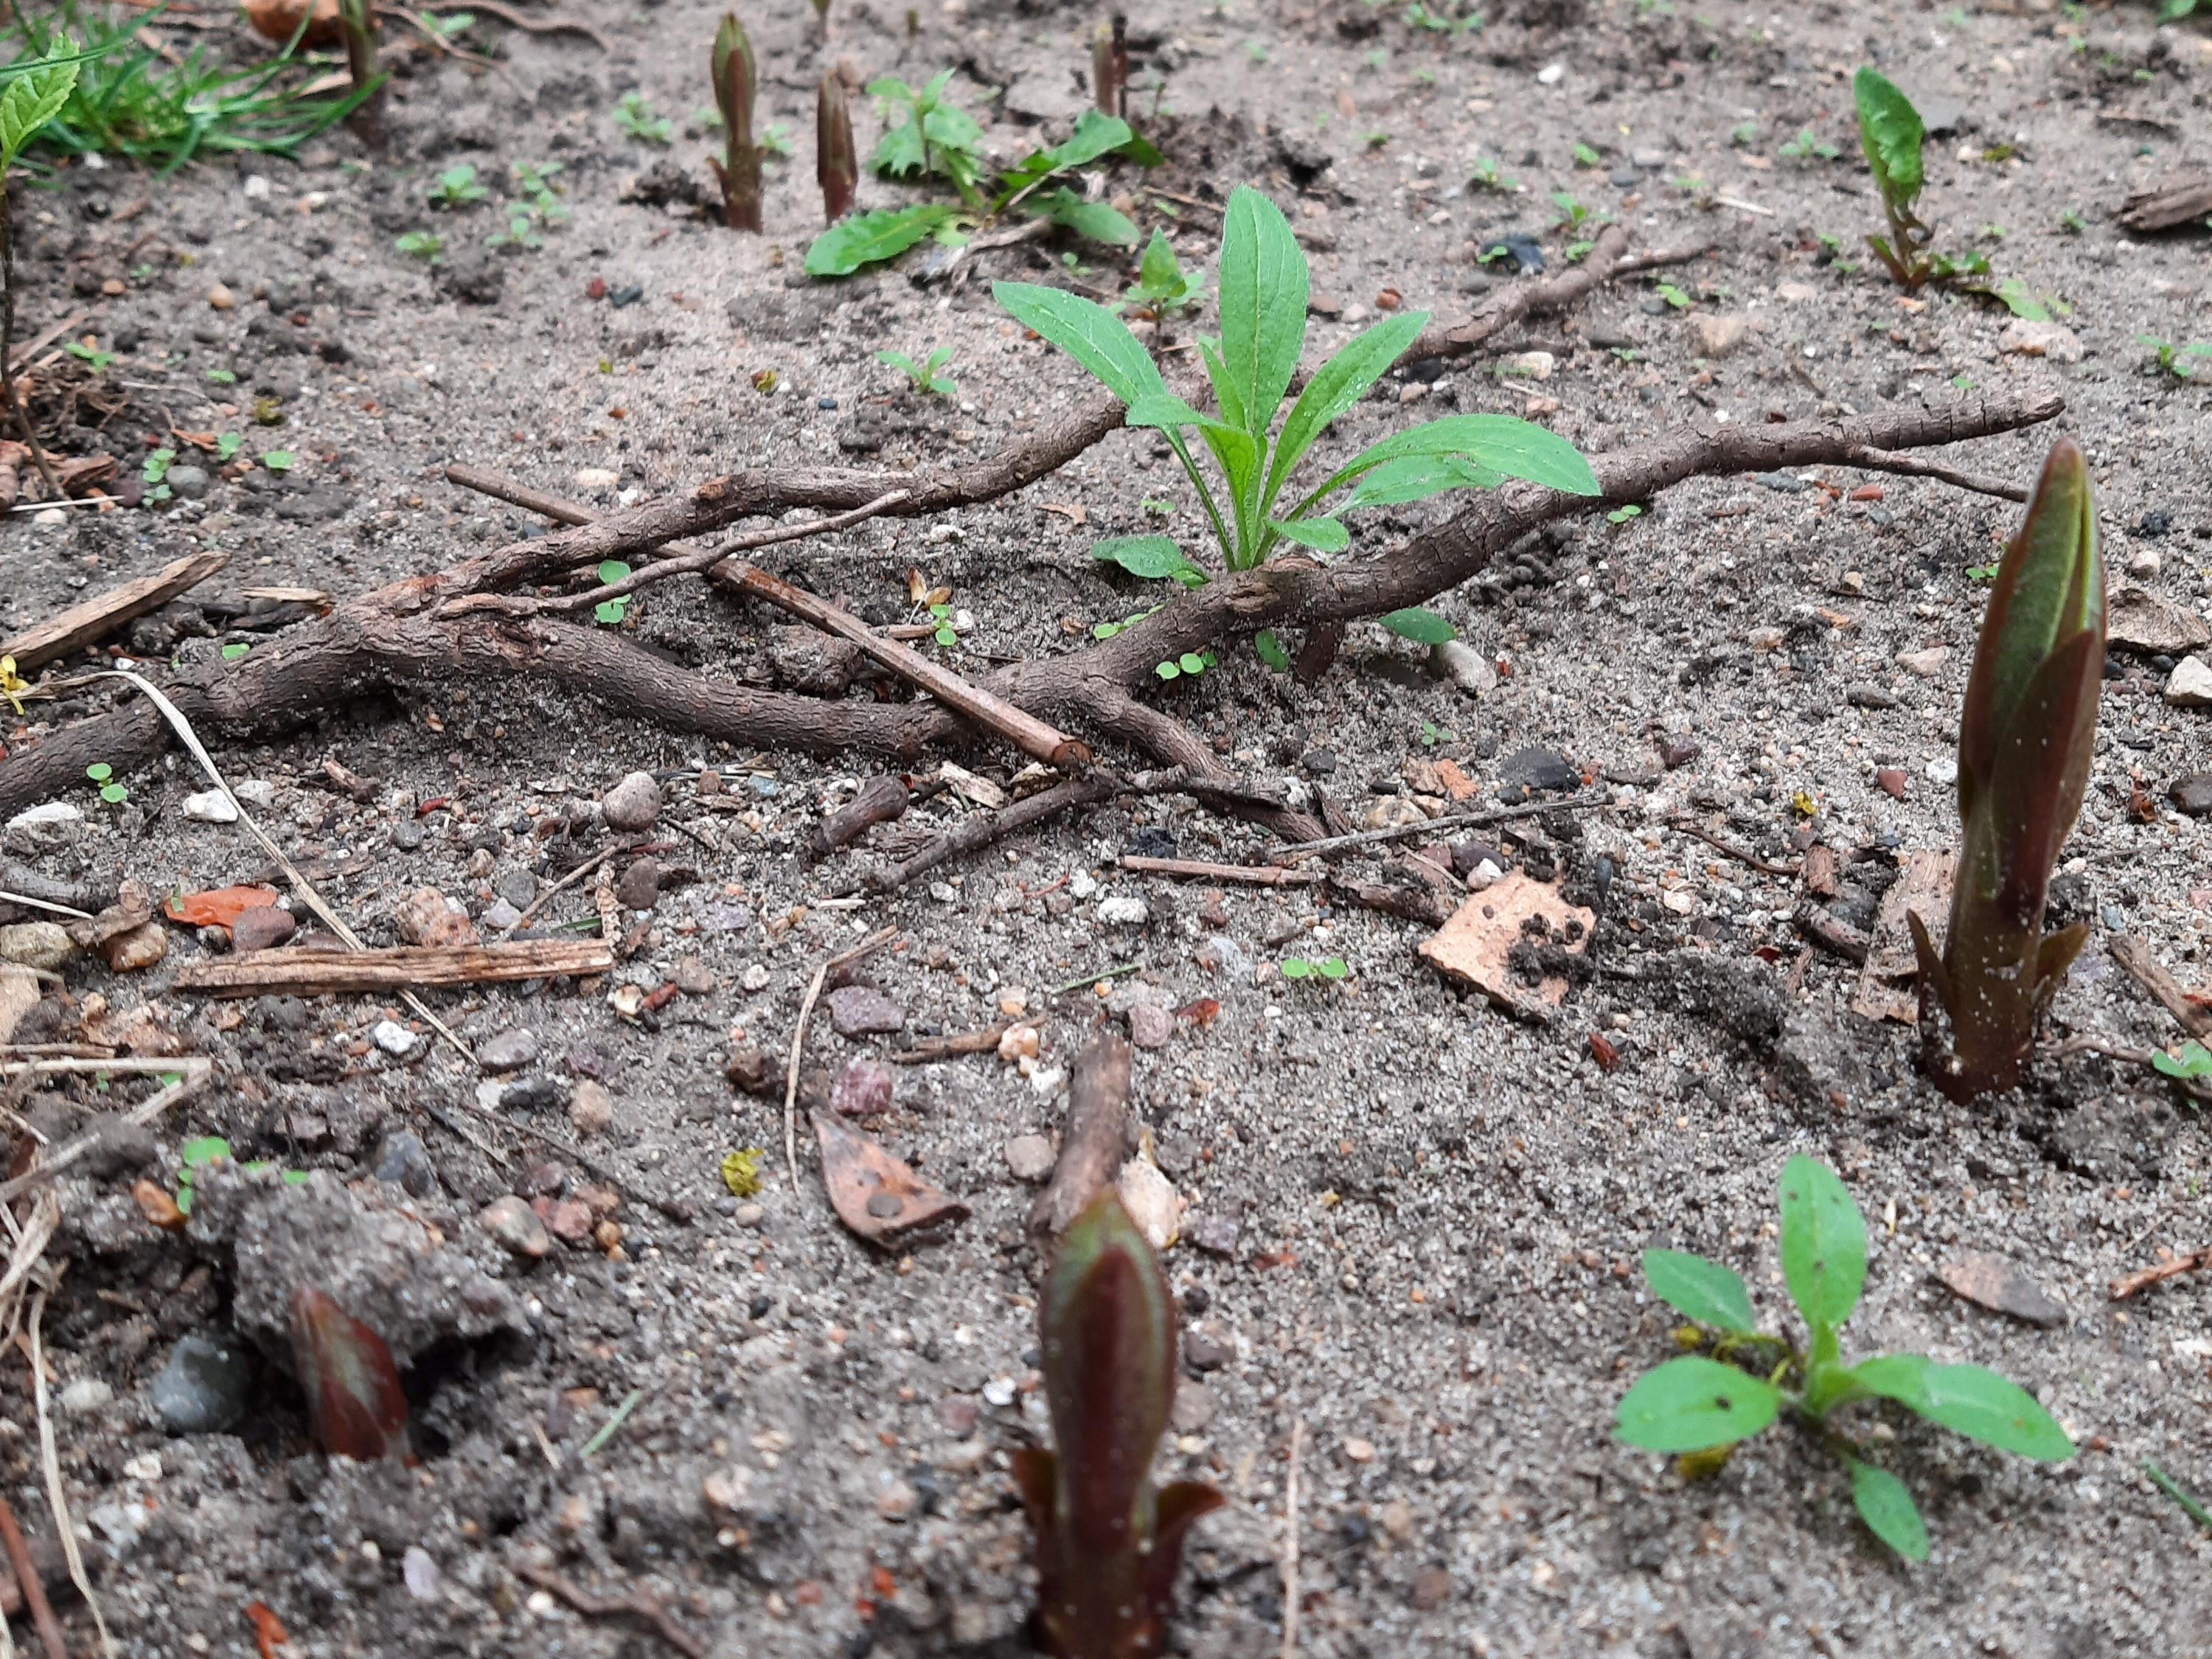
[426, 162, 485, 207]
[868, 69, 983, 202]
[84, 761, 125, 804]
[1620, 1155, 2073, 1560]
[594, 560, 633, 625]
[394, 229, 442, 261]
[877, 347, 957, 395]
[995, 184, 1597, 667]
[614, 90, 672, 145]
[1280, 955, 1348, 981]
[1777, 125, 1838, 162]
[2137, 334, 2212, 382]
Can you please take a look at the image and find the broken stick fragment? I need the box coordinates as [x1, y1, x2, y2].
[1029, 1033, 1135, 1251]
[173, 940, 613, 997]
[1416, 871, 1594, 1023]
[0, 549, 229, 675]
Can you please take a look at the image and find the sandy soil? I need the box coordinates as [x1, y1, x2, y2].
[1, 0, 2209, 1655]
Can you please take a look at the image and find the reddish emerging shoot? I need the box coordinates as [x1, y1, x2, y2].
[289, 1286, 408, 1460]
[1015, 1191, 1222, 1659]
[709, 13, 762, 232]
[816, 71, 857, 224]
[1911, 435, 2105, 1099]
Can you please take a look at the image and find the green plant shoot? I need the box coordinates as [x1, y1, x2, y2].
[994, 184, 1598, 653]
[877, 346, 956, 394]
[1854, 66, 1932, 287]
[1620, 1155, 2072, 1561]
[708, 14, 761, 232]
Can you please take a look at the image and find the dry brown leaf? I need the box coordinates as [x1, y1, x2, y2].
[1416, 872, 1594, 1022]
[813, 1111, 967, 1247]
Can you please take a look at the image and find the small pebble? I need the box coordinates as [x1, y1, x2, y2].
[479, 1194, 550, 1259]
[181, 789, 239, 824]
[1004, 1134, 1054, 1182]
[602, 771, 664, 832]
[569, 1080, 615, 1137]
[372, 1019, 417, 1057]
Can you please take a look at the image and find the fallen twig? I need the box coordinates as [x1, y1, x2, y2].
[444, 465, 1088, 768]
[0, 1056, 209, 1203]
[511, 1564, 704, 1659]
[889, 1023, 1012, 1063]
[1119, 855, 1324, 887]
[0, 1496, 66, 1659]
[1793, 900, 1871, 964]
[0, 549, 228, 674]
[810, 775, 911, 858]
[173, 940, 612, 996]
[27, 1293, 110, 1657]
[2110, 935, 2212, 1040]
[785, 928, 898, 1186]
[1268, 793, 1610, 864]
[2110, 1245, 2212, 1302]
[1669, 816, 1799, 877]
[505, 846, 617, 934]
[1029, 1032, 1132, 1249]
[1840, 445, 2027, 504]
[1280, 1417, 1304, 1659]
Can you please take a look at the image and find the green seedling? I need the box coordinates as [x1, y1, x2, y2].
[2151, 1040, 2211, 1082]
[1151, 648, 1216, 681]
[1909, 438, 2104, 1101]
[394, 229, 442, 261]
[84, 760, 125, 804]
[1965, 561, 1997, 582]
[615, 90, 672, 145]
[1729, 118, 1758, 146]
[426, 162, 485, 207]
[1280, 955, 1349, 980]
[1549, 189, 1594, 229]
[1571, 141, 1601, 166]
[62, 339, 113, 372]
[142, 447, 175, 504]
[260, 449, 293, 472]
[2059, 209, 2086, 234]
[2137, 335, 2212, 383]
[1654, 281, 1691, 310]
[817, 71, 856, 222]
[1854, 66, 1933, 287]
[707, 14, 761, 232]
[1778, 126, 1838, 161]
[868, 69, 982, 200]
[290, 1286, 408, 1461]
[925, 602, 958, 647]
[995, 184, 1597, 660]
[594, 560, 633, 625]
[1467, 154, 1517, 192]
[1619, 1155, 2072, 1561]
[2146, 1460, 2212, 1530]
[1014, 1191, 1221, 1658]
[1124, 229, 1200, 319]
[1607, 504, 1643, 524]
[810, 108, 1156, 277]
[877, 346, 956, 395]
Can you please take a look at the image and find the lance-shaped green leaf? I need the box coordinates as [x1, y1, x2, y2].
[289, 1286, 408, 1461]
[806, 204, 957, 276]
[1615, 1356, 1781, 1453]
[1020, 1190, 1222, 1658]
[1778, 1153, 1865, 1331]
[1301, 413, 1600, 509]
[709, 13, 761, 232]
[1216, 185, 1307, 438]
[1853, 66, 1924, 211]
[995, 281, 1165, 406]
[816, 72, 856, 223]
[1262, 309, 1429, 512]
[1850, 1354, 2074, 1461]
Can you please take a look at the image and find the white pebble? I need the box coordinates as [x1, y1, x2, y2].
[372, 1019, 418, 1057]
[181, 789, 239, 824]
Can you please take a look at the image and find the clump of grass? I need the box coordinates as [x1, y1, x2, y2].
[2, 0, 374, 172]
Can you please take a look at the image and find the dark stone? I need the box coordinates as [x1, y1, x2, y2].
[150, 1333, 254, 1435]
[1846, 684, 1899, 709]
[1301, 748, 1338, 776]
[2171, 773, 2212, 817]
[1495, 745, 1580, 799]
[500, 1076, 569, 1113]
[1477, 234, 1544, 274]
[830, 1060, 894, 1119]
[372, 1130, 437, 1196]
[1753, 471, 1809, 494]
[615, 856, 661, 913]
[2138, 509, 2172, 538]
[1655, 733, 1701, 770]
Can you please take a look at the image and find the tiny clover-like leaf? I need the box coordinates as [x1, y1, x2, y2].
[1381, 608, 1456, 645]
[1094, 536, 1202, 582]
[1280, 957, 1312, 978]
[594, 599, 628, 625]
[1849, 1355, 2073, 1461]
[1154, 660, 1180, 681]
[1641, 1249, 1759, 1335]
[2152, 1041, 2212, 1080]
[1778, 1154, 1866, 1332]
[86, 762, 112, 783]
[1847, 1457, 1930, 1561]
[100, 783, 128, 804]
[1253, 629, 1290, 671]
[1315, 956, 1349, 980]
[598, 560, 631, 584]
[1615, 1356, 1781, 1453]
[1178, 653, 1206, 675]
[180, 1136, 233, 1168]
